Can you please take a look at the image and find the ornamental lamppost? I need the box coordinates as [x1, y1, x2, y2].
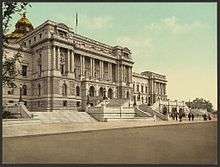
[19, 84, 23, 102]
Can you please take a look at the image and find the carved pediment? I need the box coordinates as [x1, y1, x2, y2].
[57, 23, 69, 31]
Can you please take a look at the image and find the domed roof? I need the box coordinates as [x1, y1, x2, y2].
[6, 13, 34, 40]
[15, 13, 33, 29]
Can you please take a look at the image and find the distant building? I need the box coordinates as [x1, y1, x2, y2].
[3, 14, 167, 112]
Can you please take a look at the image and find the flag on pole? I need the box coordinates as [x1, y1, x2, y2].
[76, 12, 78, 27]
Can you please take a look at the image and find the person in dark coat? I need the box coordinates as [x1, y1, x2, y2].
[203, 114, 207, 121]
[188, 112, 192, 121]
[208, 113, 212, 120]
[175, 111, 178, 121]
[171, 112, 174, 120]
[179, 113, 182, 122]
[191, 113, 194, 121]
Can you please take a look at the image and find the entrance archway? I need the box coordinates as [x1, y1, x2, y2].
[89, 86, 95, 97]
[107, 88, 113, 99]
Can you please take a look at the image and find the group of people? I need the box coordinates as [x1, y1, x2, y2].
[170, 110, 212, 122]
[187, 112, 195, 121]
[202, 113, 212, 121]
[170, 110, 185, 122]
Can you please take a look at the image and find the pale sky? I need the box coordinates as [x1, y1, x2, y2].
[9, 3, 217, 109]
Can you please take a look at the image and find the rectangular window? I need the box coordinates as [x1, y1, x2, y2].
[145, 87, 148, 94]
[28, 39, 31, 45]
[141, 85, 144, 93]
[137, 85, 139, 92]
[61, 65, 65, 75]
[39, 33, 42, 38]
[34, 36, 36, 42]
[22, 65, 27, 77]
[8, 100, 14, 103]
[63, 100, 67, 107]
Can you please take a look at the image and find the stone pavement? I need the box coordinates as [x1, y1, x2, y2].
[3, 117, 217, 138]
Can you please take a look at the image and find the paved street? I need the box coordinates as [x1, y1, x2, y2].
[3, 121, 217, 164]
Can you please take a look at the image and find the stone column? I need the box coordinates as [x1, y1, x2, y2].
[82, 56, 85, 76]
[70, 50, 72, 73]
[57, 47, 60, 70]
[80, 55, 85, 76]
[109, 63, 112, 81]
[108, 63, 110, 80]
[116, 63, 120, 82]
[52, 45, 56, 70]
[80, 55, 82, 75]
[67, 49, 70, 73]
[100, 61, 104, 79]
[71, 50, 75, 73]
[90, 58, 93, 77]
[99, 60, 102, 79]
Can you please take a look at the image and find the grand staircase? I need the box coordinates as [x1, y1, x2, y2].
[4, 102, 33, 119]
[106, 98, 129, 107]
[34, 111, 97, 123]
[137, 103, 168, 121]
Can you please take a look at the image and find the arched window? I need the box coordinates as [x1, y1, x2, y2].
[22, 85, 27, 95]
[38, 84, 41, 96]
[99, 87, 104, 97]
[107, 88, 113, 99]
[62, 83, 67, 96]
[76, 86, 80, 96]
[89, 86, 95, 97]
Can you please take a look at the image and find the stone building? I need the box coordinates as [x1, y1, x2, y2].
[3, 14, 167, 112]
[132, 71, 167, 106]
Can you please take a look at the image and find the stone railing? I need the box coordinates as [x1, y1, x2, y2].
[87, 104, 135, 122]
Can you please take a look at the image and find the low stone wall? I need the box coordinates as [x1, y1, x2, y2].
[87, 105, 135, 121]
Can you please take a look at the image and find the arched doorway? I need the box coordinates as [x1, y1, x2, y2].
[99, 87, 104, 97]
[107, 88, 113, 99]
[89, 86, 95, 97]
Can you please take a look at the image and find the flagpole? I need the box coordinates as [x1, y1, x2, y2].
[75, 12, 78, 34]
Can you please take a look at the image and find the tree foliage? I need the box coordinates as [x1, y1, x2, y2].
[185, 98, 214, 112]
[2, 2, 30, 88]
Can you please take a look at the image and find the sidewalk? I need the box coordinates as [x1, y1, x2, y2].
[3, 118, 217, 138]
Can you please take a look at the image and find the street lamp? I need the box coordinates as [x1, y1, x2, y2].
[19, 84, 23, 102]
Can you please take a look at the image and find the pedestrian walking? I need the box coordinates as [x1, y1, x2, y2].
[175, 112, 178, 121]
[208, 113, 212, 120]
[171, 113, 174, 120]
[188, 112, 191, 121]
[191, 113, 194, 121]
[179, 114, 182, 122]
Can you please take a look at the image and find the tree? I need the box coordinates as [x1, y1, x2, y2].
[185, 98, 214, 113]
[2, 2, 30, 88]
